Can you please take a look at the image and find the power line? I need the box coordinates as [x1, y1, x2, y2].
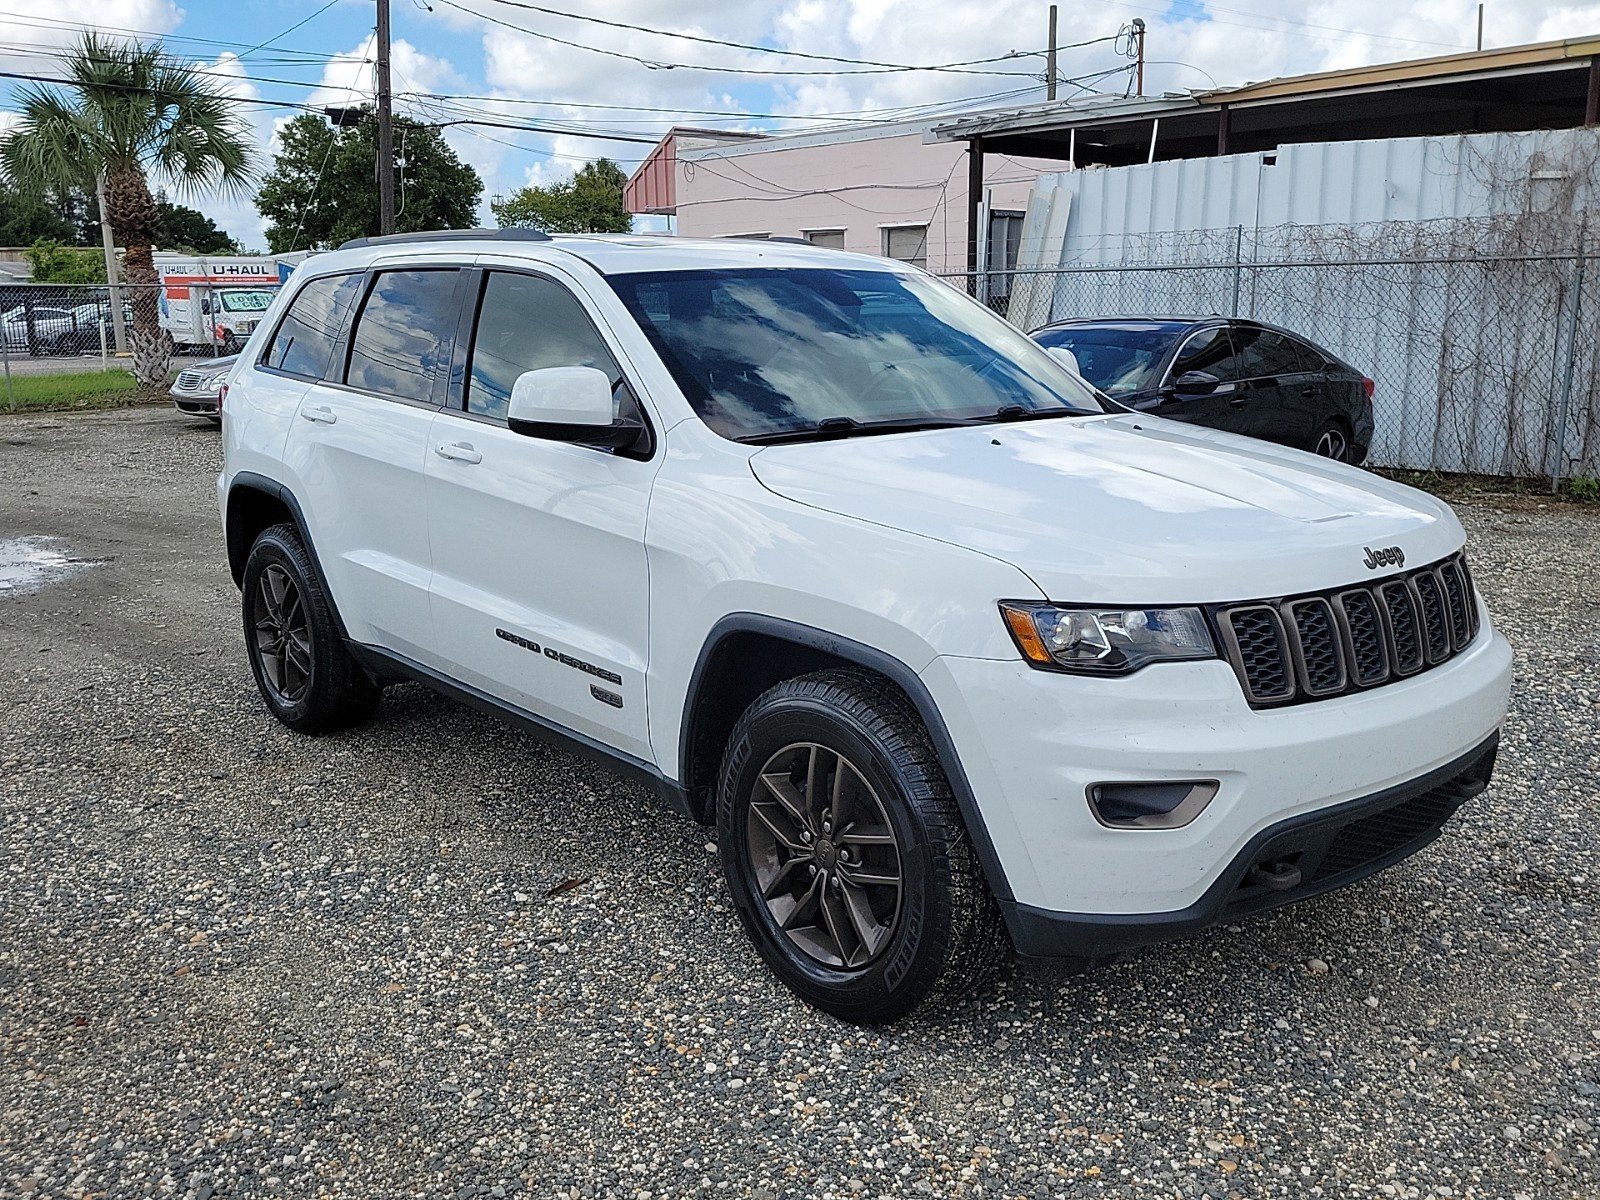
[434, 0, 1046, 77]
[0, 68, 331, 114]
[0, 9, 369, 62]
[232, 0, 344, 61]
[401, 83, 1048, 125]
[473, 0, 1117, 72]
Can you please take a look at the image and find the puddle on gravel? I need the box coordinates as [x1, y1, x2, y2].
[0, 536, 101, 596]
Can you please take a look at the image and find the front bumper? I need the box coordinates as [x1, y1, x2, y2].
[1004, 733, 1496, 959]
[171, 392, 220, 414]
[921, 606, 1511, 932]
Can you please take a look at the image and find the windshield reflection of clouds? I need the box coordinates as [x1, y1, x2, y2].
[610, 268, 1101, 439]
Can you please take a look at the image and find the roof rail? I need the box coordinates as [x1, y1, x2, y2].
[337, 228, 552, 250]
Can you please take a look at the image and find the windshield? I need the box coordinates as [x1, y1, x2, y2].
[606, 267, 1105, 441]
[219, 290, 274, 313]
[1032, 324, 1183, 396]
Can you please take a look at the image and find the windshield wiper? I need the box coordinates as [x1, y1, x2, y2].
[987, 404, 1083, 422]
[738, 415, 975, 445]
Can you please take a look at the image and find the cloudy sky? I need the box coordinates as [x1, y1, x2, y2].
[2, 0, 1599, 249]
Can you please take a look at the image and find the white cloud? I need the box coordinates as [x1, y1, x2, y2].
[0, 0, 183, 74]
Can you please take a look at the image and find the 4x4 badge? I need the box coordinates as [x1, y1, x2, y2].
[1363, 545, 1405, 570]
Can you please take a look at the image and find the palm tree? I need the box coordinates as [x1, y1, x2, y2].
[1, 34, 255, 384]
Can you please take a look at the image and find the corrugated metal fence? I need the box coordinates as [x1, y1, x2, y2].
[943, 249, 1598, 486]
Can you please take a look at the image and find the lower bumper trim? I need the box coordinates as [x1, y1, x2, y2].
[1001, 732, 1499, 961]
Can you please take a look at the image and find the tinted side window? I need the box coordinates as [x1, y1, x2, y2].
[1232, 327, 1306, 378]
[465, 272, 626, 422]
[261, 273, 362, 379]
[345, 269, 462, 404]
[1170, 327, 1237, 381]
[1286, 336, 1327, 373]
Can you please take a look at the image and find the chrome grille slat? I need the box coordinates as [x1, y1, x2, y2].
[1215, 553, 1478, 709]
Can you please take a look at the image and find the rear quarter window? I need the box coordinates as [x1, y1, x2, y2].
[260, 273, 363, 380]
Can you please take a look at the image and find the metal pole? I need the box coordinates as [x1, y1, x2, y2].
[2, 328, 13, 412]
[1551, 253, 1586, 493]
[1133, 18, 1146, 97]
[1046, 5, 1058, 102]
[1476, 4, 1484, 52]
[1231, 224, 1244, 316]
[96, 172, 128, 354]
[965, 136, 984, 274]
[376, 0, 395, 236]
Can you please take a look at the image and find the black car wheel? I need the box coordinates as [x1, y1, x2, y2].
[716, 670, 1006, 1023]
[1312, 421, 1353, 463]
[242, 524, 380, 734]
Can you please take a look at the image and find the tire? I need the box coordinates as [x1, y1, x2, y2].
[716, 669, 1007, 1023]
[241, 523, 380, 734]
[1311, 419, 1355, 463]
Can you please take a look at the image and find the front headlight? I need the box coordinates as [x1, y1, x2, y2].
[999, 602, 1216, 675]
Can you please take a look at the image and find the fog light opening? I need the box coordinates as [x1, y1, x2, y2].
[1088, 780, 1219, 830]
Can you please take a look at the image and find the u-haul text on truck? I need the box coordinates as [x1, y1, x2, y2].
[155, 255, 290, 354]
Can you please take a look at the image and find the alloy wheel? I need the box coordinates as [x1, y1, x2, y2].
[253, 563, 312, 704]
[1314, 427, 1349, 461]
[746, 742, 903, 970]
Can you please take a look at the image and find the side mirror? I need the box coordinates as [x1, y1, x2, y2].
[1045, 345, 1082, 376]
[1170, 370, 1226, 398]
[507, 366, 643, 451]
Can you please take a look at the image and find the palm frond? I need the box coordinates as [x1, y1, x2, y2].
[0, 32, 257, 203]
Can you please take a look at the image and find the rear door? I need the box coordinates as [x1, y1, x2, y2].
[424, 263, 660, 760]
[1226, 324, 1325, 449]
[279, 264, 465, 661]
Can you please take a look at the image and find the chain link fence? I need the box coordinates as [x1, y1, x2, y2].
[0, 281, 282, 414]
[944, 250, 1599, 486]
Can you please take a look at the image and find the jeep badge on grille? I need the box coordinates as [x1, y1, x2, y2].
[1363, 545, 1405, 570]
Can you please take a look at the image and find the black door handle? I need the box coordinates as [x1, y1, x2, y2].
[1299, 385, 1318, 397]
[1229, 394, 1249, 407]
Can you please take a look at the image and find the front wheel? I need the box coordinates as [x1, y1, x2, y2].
[241, 523, 380, 734]
[716, 670, 1006, 1023]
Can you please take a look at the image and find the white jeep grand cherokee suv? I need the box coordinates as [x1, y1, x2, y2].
[218, 230, 1512, 1023]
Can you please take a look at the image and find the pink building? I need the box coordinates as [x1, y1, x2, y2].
[624, 120, 1057, 276]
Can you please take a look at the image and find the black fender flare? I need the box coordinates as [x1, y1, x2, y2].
[681, 613, 1016, 904]
[225, 472, 351, 642]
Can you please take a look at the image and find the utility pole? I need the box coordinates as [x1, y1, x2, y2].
[1046, 5, 1058, 102]
[376, 0, 395, 236]
[1476, 3, 1484, 51]
[1132, 18, 1146, 97]
[95, 171, 128, 354]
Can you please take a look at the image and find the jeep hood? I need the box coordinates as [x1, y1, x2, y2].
[748, 414, 1463, 603]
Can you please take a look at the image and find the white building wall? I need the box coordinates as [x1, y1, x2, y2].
[674, 127, 1057, 274]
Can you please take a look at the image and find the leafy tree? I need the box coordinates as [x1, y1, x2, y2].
[491, 159, 632, 234]
[255, 112, 483, 252]
[155, 194, 235, 253]
[0, 178, 79, 245]
[0, 34, 255, 384]
[23, 238, 105, 284]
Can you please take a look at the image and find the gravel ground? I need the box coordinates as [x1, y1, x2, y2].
[2, 407, 1599, 1200]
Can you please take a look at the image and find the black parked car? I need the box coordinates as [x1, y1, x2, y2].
[1029, 316, 1375, 464]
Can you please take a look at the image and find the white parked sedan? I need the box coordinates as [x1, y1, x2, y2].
[170, 354, 236, 422]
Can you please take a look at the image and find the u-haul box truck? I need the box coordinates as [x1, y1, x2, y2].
[155, 255, 291, 353]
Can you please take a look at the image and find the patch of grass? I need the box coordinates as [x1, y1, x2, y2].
[1567, 475, 1600, 503]
[0, 369, 145, 413]
[1375, 467, 1600, 510]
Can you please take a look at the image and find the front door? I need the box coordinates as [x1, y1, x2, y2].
[1150, 325, 1255, 434]
[424, 266, 660, 761]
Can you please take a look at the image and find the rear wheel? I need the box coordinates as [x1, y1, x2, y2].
[1312, 420, 1354, 463]
[241, 524, 380, 734]
[716, 670, 1006, 1023]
